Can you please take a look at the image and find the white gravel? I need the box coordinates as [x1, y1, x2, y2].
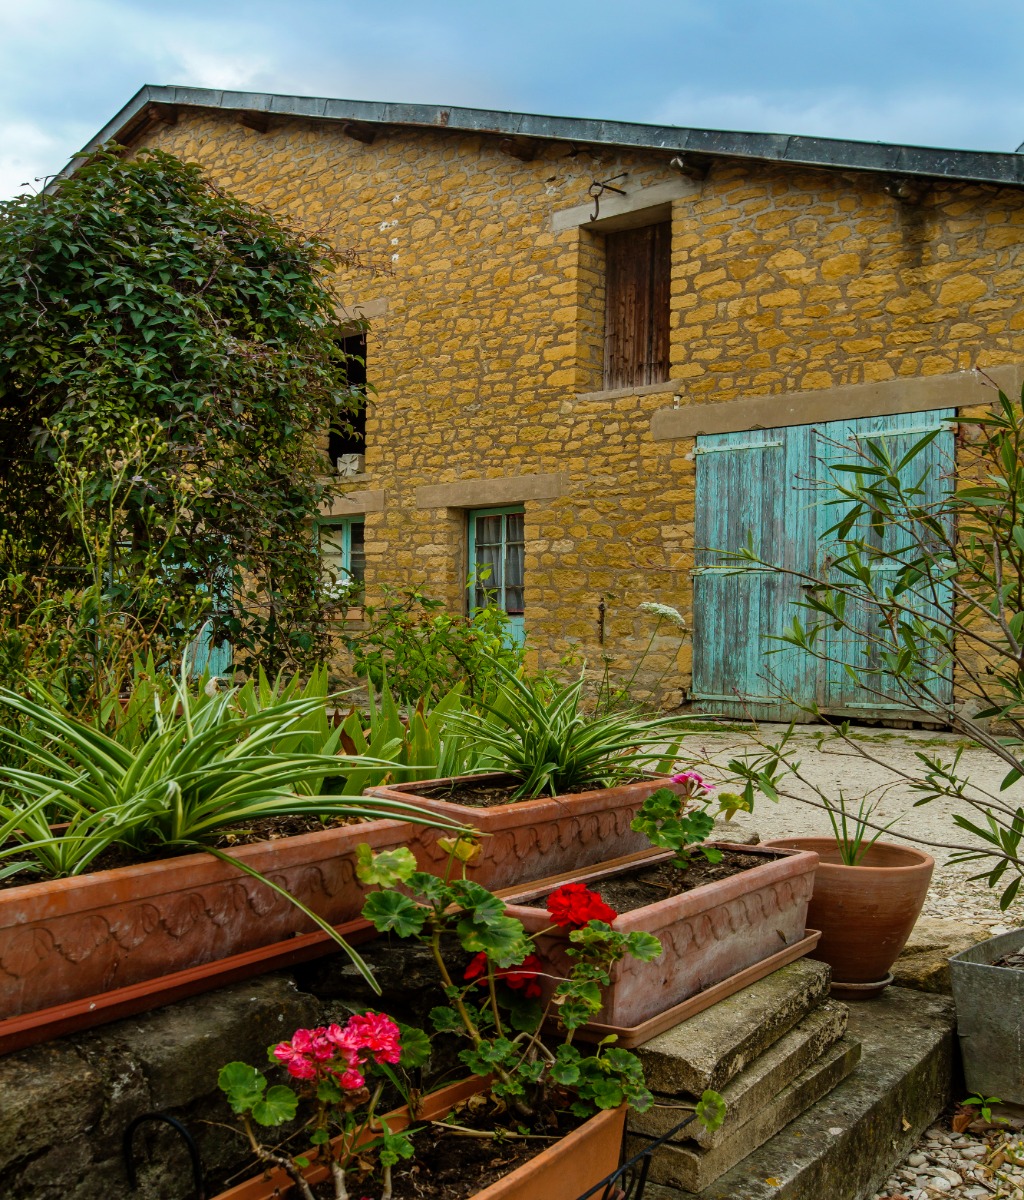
[872, 1122, 1024, 1200]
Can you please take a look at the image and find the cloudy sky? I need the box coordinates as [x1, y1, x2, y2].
[2, 0, 1022, 199]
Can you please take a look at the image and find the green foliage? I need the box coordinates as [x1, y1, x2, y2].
[218, 1063, 300, 1127]
[725, 387, 1024, 908]
[631, 787, 720, 869]
[331, 675, 484, 795]
[356, 844, 676, 1123]
[346, 584, 524, 704]
[444, 667, 692, 799]
[0, 147, 364, 675]
[823, 794, 898, 866]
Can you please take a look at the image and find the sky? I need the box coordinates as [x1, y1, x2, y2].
[3, 0, 1024, 200]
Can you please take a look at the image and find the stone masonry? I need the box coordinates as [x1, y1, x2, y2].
[133, 109, 1024, 704]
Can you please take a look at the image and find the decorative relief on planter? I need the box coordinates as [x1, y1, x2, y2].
[0, 819, 412, 1019]
[504, 845, 819, 1030]
[367, 773, 683, 891]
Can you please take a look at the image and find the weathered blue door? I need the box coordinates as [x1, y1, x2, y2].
[691, 410, 955, 721]
[813, 411, 955, 717]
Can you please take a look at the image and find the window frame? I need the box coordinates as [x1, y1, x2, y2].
[467, 505, 525, 616]
[316, 515, 366, 592]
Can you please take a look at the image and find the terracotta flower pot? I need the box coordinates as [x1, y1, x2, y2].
[210, 1075, 627, 1200]
[502, 843, 819, 1036]
[761, 837, 934, 997]
[365, 772, 685, 890]
[0, 818, 414, 1020]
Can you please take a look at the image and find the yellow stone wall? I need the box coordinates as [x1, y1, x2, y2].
[140, 110, 1024, 708]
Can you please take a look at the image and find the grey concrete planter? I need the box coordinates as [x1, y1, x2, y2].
[949, 926, 1024, 1104]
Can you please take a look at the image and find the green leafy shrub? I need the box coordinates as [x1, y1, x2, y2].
[346, 585, 524, 704]
[0, 147, 367, 675]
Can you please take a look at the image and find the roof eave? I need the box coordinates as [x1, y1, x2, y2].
[53, 84, 1024, 191]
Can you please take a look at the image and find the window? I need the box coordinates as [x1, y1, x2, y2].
[468, 506, 525, 646]
[317, 517, 365, 599]
[328, 333, 367, 474]
[603, 221, 671, 390]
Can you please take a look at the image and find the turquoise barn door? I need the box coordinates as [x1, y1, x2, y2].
[813, 410, 955, 716]
[469, 507, 526, 648]
[692, 410, 956, 722]
[691, 427, 815, 721]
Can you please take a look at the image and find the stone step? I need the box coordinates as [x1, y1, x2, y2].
[632, 999, 850, 1149]
[637, 957, 832, 1097]
[642, 987, 956, 1200]
[629, 1035, 862, 1192]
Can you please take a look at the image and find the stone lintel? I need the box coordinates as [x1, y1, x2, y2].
[651, 364, 1024, 441]
[320, 489, 385, 516]
[415, 472, 566, 510]
[631, 1000, 849, 1150]
[637, 958, 832, 1097]
[552, 177, 698, 233]
[335, 297, 389, 324]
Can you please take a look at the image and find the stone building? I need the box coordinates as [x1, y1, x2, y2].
[70, 86, 1024, 719]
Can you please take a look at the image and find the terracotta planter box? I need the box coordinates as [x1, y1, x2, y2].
[211, 1075, 626, 1200]
[502, 843, 819, 1034]
[0, 818, 414, 1020]
[366, 772, 685, 890]
[763, 836, 934, 997]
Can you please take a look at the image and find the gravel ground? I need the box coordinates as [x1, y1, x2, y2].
[678, 723, 1024, 1197]
[681, 723, 1024, 928]
[872, 1121, 1024, 1199]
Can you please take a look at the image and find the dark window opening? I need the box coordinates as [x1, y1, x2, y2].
[328, 333, 367, 469]
[603, 221, 671, 391]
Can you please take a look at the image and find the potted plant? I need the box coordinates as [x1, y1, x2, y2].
[208, 847, 726, 1199]
[365, 669, 696, 889]
[949, 926, 1024, 1105]
[495, 775, 820, 1040]
[0, 672, 466, 1030]
[763, 797, 933, 999]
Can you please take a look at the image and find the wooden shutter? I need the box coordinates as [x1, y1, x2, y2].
[603, 222, 671, 390]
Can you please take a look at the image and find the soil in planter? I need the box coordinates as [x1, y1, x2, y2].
[528, 848, 769, 915]
[991, 949, 1024, 969]
[330, 1098, 585, 1200]
[417, 777, 645, 808]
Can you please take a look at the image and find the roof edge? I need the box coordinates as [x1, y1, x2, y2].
[55, 84, 1024, 190]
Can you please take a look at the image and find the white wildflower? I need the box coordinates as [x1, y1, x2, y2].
[639, 601, 687, 629]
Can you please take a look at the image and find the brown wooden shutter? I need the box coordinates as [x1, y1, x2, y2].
[603, 221, 671, 390]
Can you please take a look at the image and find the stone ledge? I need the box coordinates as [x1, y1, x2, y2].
[892, 916, 994, 994]
[632, 1000, 849, 1150]
[644, 988, 956, 1200]
[636, 959, 832, 1096]
[630, 1035, 862, 1193]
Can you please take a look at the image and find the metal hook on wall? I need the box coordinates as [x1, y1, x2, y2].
[124, 1111, 206, 1200]
[589, 173, 628, 221]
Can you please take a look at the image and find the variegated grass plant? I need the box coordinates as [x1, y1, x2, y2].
[0, 669, 471, 987]
[442, 667, 692, 799]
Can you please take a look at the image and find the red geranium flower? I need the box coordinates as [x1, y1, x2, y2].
[463, 951, 544, 999]
[546, 883, 618, 929]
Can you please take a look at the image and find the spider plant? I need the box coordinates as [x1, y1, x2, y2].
[0, 671, 471, 989]
[442, 667, 692, 799]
